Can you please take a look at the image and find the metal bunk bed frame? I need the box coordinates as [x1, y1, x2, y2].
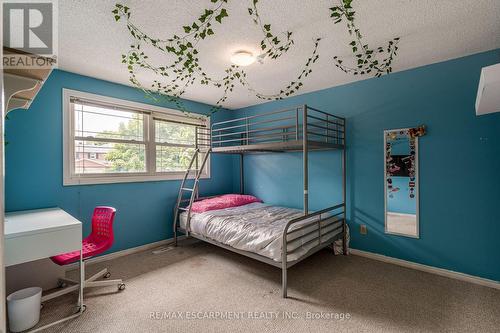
[173, 104, 347, 298]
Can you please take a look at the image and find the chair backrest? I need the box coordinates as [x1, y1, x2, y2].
[91, 206, 116, 244]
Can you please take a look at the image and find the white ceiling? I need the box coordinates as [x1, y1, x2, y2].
[59, 0, 500, 109]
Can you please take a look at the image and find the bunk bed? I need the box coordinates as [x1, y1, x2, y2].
[173, 105, 346, 298]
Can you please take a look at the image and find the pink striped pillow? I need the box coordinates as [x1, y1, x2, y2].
[190, 194, 262, 213]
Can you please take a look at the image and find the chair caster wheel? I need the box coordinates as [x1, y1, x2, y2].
[118, 283, 126, 291]
[57, 281, 67, 288]
[104, 272, 111, 279]
[77, 304, 86, 313]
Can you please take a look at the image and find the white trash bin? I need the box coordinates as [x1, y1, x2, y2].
[7, 287, 42, 332]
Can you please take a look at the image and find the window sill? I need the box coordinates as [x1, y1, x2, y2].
[63, 173, 210, 186]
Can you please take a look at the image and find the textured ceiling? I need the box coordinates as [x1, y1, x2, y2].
[59, 0, 500, 109]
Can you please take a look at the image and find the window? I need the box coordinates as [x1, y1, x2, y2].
[63, 89, 209, 185]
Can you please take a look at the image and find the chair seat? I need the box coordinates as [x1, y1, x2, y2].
[51, 237, 112, 265]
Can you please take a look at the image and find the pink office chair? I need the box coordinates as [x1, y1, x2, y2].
[43, 207, 125, 302]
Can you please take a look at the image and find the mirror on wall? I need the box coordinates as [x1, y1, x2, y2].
[384, 127, 424, 238]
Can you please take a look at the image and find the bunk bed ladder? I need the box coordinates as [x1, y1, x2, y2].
[173, 148, 212, 246]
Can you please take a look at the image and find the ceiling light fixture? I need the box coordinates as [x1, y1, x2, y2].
[230, 51, 256, 66]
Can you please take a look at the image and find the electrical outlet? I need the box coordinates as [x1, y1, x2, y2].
[360, 224, 367, 235]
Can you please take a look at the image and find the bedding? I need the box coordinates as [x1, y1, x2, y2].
[180, 202, 342, 262]
[190, 194, 262, 213]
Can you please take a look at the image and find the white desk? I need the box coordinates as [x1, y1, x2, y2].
[5, 208, 85, 331]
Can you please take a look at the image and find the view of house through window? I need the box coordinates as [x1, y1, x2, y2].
[74, 103, 147, 174]
[64, 90, 209, 184]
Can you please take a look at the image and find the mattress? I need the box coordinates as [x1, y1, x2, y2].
[179, 202, 343, 262]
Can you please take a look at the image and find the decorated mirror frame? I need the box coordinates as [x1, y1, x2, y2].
[384, 126, 425, 238]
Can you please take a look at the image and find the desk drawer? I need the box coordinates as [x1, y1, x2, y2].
[5, 226, 81, 267]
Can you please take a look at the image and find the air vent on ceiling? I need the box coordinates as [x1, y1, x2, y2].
[475, 63, 500, 116]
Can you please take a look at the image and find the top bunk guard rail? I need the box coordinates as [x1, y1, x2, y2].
[206, 105, 345, 153]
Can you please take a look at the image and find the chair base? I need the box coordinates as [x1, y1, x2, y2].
[42, 268, 124, 302]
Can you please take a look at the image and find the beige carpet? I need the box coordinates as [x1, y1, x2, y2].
[30, 240, 500, 333]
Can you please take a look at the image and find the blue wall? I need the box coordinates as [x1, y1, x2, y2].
[236, 49, 500, 281]
[234, 152, 343, 211]
[6, 50, 500, 282]
[5, 70, 235, 254]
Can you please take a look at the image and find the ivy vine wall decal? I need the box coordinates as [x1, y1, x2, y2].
[330, 0, 400, 77]
[113, 0, 400, 111]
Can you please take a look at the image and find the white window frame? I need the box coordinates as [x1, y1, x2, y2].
[63, 89, 210, 186]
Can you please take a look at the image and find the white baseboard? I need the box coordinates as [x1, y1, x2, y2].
[350, 248, 500, 290]
[66, 236, 186, 271]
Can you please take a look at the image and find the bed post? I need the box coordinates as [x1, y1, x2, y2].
[303, 105, 308, 215]
[342, 117, 348, 255]
[282, 234, 288, 298]
[240, 153, 244, 194]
